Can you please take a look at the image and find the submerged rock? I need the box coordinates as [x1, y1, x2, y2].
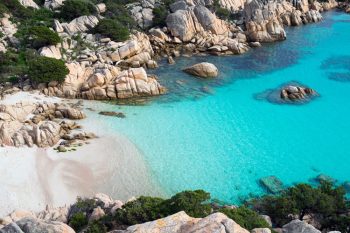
[183, 62, 219, 78]
[259, 176, 284, 194]
[99, 111, 126, 118]
[280, 85, 317, 101]
[313, 174, 335, 184]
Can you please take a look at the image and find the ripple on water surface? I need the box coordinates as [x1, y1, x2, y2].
[96, 11, 350, 203]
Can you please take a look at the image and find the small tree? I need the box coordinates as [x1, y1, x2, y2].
[27, 26, 61, 49]
[58, 0, 97, 21]
[28, 56, 68, 84]
[94, 19, 130, 42]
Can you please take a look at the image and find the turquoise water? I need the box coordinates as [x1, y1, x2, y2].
[95, 11, 350, 203]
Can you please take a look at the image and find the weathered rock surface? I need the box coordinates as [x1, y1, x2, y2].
[39, 45, 62, 59]
[44, 0, 65, 9]
[0, 217, 74, 233]
[280, 85, 317, 101]
[0, 14, 18, 53]
[128, 0, 156, 29]
[18, 0, 39, 9]
[125, 211, 250, 233]
[183, 62, 219, 78]
[62, 16, 99, 35]
[0, 101, 87, 147]
[282, 219, 321, 233]
[251, 228, 271, 233]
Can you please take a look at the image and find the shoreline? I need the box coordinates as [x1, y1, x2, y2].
[0, 92, 164, 217]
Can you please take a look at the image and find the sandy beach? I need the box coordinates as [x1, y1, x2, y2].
[0, 92, 163, 217]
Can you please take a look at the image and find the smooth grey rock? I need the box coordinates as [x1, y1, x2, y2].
[282, 220, 321, 233]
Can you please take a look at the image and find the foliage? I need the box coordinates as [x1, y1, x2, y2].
[28, 56, 68, 84]
[1, 0, 33, 19]
[85, 221, 108, 233]
[250, 181, 350, 230]
[57, 0, 97, 21]
[163, 190, 211, 218]
[211, 0, 235, 21]
[152, 5, 168, 27]
[26, 26, 61, 49]
[69, 212, 88, 231]
[100, 0, 136, 29]
[94, 19, 130, 42]
[219, 207, 270, 230]
[0, 3, 9, 17]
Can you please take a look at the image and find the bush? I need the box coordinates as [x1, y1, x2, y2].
[58, 0, 97, 21]
[102, 1, 136, 28]
[94, 19, 129, 42]
[163, 190, 211, 218]
[69, 212, 88, 231]
[0, 3, 8, 17]
[1, 0, 33, 19]
[28, 56, 68, 84]
[115, 196, 165, 225]
[250, 181, 349, 230]
[152, 6, 168, 27]
[219, 207, 270, 230]
[26, 26, 61, 49]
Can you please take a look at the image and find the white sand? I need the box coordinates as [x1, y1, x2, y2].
[0, 92, 163, 217]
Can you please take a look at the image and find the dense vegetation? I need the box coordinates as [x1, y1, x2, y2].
[57, 0, 97, 21]
[28, 56, 69, 84]
[64, 180, 350, 233]
[93, 19, 130, 42]
[249, 181, 350, 232]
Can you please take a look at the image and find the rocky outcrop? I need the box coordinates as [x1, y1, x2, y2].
[280, 85, 317, 101]
[282, 219, 321, 233]
[243, 0, 324, 42]
[0, 101, 88, 147]
[42, 62, 165, 100]
[62, 16, 99, 35]
[39, 45, 62, 59]
[0, 216, 74, 233]
[183, 62, 219, 78]
[125, 211, 250, 233]
[127, 0, 156, 29]
[44, 0, 65, 9]
[18, 0, 40, 9]
[166, 5, 232, 42]
[0, 14, 18, 53]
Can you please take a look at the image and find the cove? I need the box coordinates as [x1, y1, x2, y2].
[93, 10, 350, 203]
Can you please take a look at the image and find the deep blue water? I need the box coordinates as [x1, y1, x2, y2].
[93, 11, 350, 203]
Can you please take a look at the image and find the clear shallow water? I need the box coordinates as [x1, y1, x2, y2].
[94, 11, 350, 203]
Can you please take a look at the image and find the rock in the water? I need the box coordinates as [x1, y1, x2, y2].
[280, 85, 317, 101]
[314, 174, 335, 183]
[259, 176, 284, 194]
[183, 62, 218, 78]
[282, 219, 321, 233]
[99, 111, 126, 118]
[343, 181, 350, 193]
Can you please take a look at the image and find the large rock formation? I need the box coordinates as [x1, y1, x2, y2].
[0, 14, 18, 53]
[282, 219, 321, 233]
[61, 16, 99, 35]
[243, 0, 324, 42]
[18, 0, 40, 9]
[0, 216, 75, 233]
[125, 211, 250, 233]
[0, 101, 87, 147]
[44, 0, 65, 9]
[127, 0, 157, 29]
[183, 62, 219, 78]
[42, 65, 166, 100]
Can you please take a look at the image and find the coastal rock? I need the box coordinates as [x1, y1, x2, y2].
[36, 206, 69, 224]
[259, 176, 284, 194]
[39, 45, 62, 59]
[252, 228, 271, 233]
[18, 0, 39, 9]
[282, 219, 321, 233]
[99, 111, 126, 118]
[128, 0, 155, 29]
[280, 85, 317, 101]
[0, 217, 75, 233]
[183, 62, 219, 78]
[44, 0, 65, 9]
[125, 211, 249, 233]
[62, 16, 99, 35]
[89, 207, 105, 222]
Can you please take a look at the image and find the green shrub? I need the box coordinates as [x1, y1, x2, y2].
[25, 26, 61, 49]
[102, 1, 136, 28]
[0, 3, 9, 17]
[1, 0, 33, 19]
[163, 190, 211, 218]
[28, 56, 68, 84]
[250, 181, 349, 230]
[219, 207, 270, 230]
[58, 0, 97, 21]
[152, 6, 168, 27]
[115, 196, 165, 225]
[69, 212, 88, 231]
[94, 19, 129, 42]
